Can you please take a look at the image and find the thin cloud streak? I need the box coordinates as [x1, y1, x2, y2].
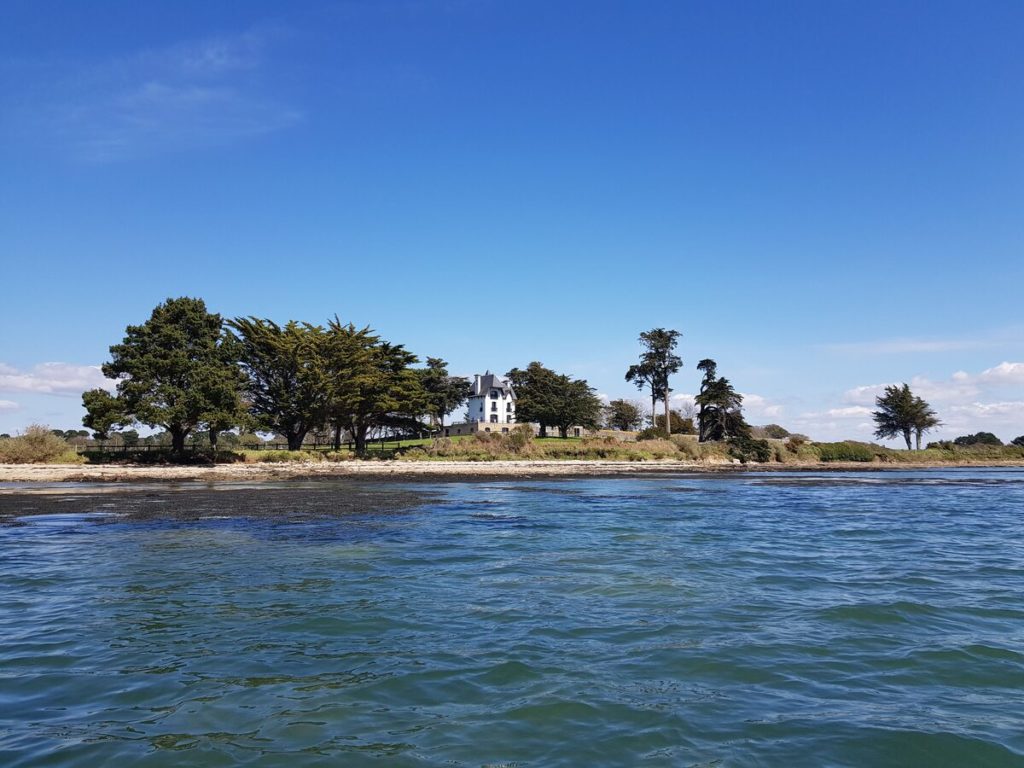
[19, 27, 302, 162]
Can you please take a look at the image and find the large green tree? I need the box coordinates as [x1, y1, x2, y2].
[507, 362, 603, 438]
[418, 357, 471, 432]
[604, 398, 645, 431]
[873, 384, 938, 450]
[695, 358, 749, 442]
[82, 297, 245, 452]
[228, 318, 331, 450]
[323, 317, 426, 453]
[626, 328, 682, 434]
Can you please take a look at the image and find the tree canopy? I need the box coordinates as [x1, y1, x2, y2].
[507, 362, 603, 438]
[228, 317, 331, 450]
[83, 297, 245, 452]
[418, 357, 470, 431]
[695, 359, 749, 442]
[872, 384, 940, 450]
[626, 328, 682, 434]
[604, 399, 645, 431]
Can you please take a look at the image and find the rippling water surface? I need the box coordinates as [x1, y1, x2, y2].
[2, 470, 1024, 767]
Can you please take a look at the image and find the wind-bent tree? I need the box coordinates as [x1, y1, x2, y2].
[604, 399, 645, 431]
[695, 358, 749, 442]
[418, 357, 471, 432]
[1012, 436, 1024, 447]
[626, 328, 682, 434]
[324, 317, 426, 453]
[507, 362, 603, 438]
[911, 395, 941, 450]
[83, 297, 245, 452]
[229, 318, 331, 450]
[873, 384, 938, 450]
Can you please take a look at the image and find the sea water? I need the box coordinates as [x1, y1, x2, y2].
[1, 470, 1023, 766]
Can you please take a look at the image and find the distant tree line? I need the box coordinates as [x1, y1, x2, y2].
[81, 298, 607, 452]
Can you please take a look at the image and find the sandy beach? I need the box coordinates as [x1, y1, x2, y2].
[2, 459, 1022, 485]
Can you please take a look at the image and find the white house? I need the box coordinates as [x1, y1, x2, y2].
[443, 371, 517, 436]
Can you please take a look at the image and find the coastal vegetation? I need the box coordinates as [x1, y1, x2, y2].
[626, 328, 683, 435]
[0, 296, 1014, 466]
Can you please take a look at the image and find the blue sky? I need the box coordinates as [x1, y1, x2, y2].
[2, 1, 1022, 442]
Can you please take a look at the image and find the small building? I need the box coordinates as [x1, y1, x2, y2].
[444, 371, 518, 436]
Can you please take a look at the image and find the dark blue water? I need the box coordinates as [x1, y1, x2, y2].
[2, 470, 1024, 766]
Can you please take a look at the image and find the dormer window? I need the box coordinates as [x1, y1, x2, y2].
[491, 390, 499, 398]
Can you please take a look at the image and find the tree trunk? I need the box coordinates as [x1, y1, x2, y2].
[915, 431, 922, 450]
[903, 430, 912, 450]
[559, 426, 568, 438]
[354, 424, 369, 454]
[539, 424, 547, 438]
[651, 392, 656, 429]
[287, 431, 306, 451]
[209, 428, 218, 451]
[665, 396, 671, 436]
[170, 427, 187, 453]
[333, 424, 342, 451]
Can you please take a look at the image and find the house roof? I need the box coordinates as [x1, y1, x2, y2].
[470, 371, 516, 400]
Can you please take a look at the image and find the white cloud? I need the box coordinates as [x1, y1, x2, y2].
[741, 393, 784, 420]
[0, 363, 116, 396]
[826, 406, 873, 418]
[0, 399, 19, 411]
[24, 27, 301, 162]
[821, 327, 1024, 357]
[979, 361, 1024, 384]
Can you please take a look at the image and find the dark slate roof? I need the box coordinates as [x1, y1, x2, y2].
[470, 371, 516, 400]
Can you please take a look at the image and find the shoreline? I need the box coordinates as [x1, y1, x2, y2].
[2, 459, 1022, 485]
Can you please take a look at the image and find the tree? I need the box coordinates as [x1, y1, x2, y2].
[626, 328, 682, 434]
[604, 399, 645, 431]
[228, 317, 331, 450]
[84, 297, 245, 452]
[872, 384, 938, 450]
[910, 395, 941, 450]
[418, 357, 471, 432]
[82, 388, 124, 440]
[506, 362, 561, 437]
[653, 409, 697, 435]
[507, 362, 603, 438]
[954, 432, 1003, 447]
[323, 317, 426, 453]
[1012, 436, 1024, 448]
[695, 359, 749, 442]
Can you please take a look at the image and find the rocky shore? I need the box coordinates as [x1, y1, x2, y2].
[1, 458, 1022, 485]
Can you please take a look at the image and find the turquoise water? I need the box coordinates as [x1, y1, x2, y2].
[2, 470, 1024, 767]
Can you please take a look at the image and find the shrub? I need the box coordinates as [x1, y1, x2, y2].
[636, 427, 669, 440]
[814, 441, 876, 462]
[1013, 436, 1024, 448]
[753, 424, 790, 439]
[954, 432, 1003, 446]
[728, 436, 773, 463]
[0, 425, 77, 464]
[507, 424, 534, 452]
[784, 435, 806, 452]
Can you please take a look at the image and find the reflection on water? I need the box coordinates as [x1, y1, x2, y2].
[1, 470, 1024, 767]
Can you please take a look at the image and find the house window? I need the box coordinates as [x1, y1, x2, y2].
[506, 403, 512, 411]
[491, 402, 497, 411]
[502, 428, 509, 434]
[490, 414, 498, 423]
[491, 390, 499, 398]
